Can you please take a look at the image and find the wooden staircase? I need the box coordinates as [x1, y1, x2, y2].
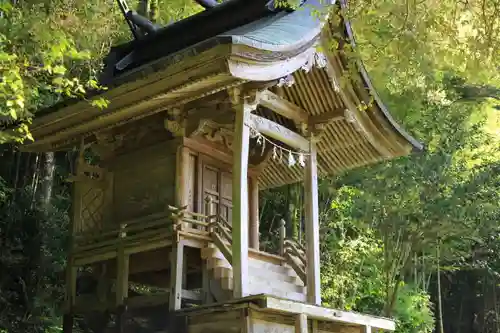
[201, 215, 307, 302]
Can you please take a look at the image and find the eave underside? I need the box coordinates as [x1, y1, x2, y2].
[19, 1, 421, 190]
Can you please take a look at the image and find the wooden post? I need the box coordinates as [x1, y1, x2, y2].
[65, 140, 83, 317]
[231, 89, 258, 299]
[201, 259, 212, 304]
[295, 313, 308, 333]
[206, 196, 215, 235]
[169, 240, 185, 310]
[249, 177, 260, 250]
[311, 320, 318, 333]
[116, 224, 129, 306]
[279, 219, 286, 257]
[62, 313, 73, 333]
[304, 135, 321, 305]
[116, 304, 127, 333]
[176, 145, 190, 229]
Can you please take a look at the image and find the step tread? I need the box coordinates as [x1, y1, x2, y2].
[248, 277, 305, 294]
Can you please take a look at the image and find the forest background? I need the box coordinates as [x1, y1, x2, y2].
[0, 0, 499, 332]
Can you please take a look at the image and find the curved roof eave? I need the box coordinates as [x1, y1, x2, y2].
[219, 0, 334, 53]
[338, 0, 424, 152]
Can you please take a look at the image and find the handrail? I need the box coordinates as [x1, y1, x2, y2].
[280, 219, 307, 285]
[73, 205, 210, 252]
[285, 240, 306, 267]
[205, 196, 233, 267]
[218, 214, 232, 232]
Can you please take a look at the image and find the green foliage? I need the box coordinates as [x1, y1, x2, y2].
[0, 0, 498, 332]
[0, 3, 105, 143]
[393, 284, 434, 333]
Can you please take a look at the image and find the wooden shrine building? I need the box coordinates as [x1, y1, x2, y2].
[21, 0, 423, 332]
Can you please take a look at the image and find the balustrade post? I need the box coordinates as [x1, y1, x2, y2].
[205, 196, 215, 233]
[279, 219, 286, 258]
[176, 208, 185, 231]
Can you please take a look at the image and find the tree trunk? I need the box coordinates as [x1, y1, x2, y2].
[137, 0, 149, 16]
[437, 240, 444, 333]
[39, 152, 55, 212]
[149, 0, 158, 22]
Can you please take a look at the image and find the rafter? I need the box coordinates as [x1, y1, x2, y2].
[259, 90, 309, 124]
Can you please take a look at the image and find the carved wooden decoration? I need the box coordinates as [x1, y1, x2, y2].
[190, 119, 235, 151]
[164, 107, 185, 137]
[92, 132, 124, 159]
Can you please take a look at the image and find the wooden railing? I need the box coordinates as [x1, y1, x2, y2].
[168, 205, 211, 231]
[205, 197, 233, 265]
[73, 211, 173, 256]
[279, 219, 307, 285]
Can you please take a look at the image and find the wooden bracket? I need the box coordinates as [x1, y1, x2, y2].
[228, 86, 261, 113]
[164, 107, 185, 137]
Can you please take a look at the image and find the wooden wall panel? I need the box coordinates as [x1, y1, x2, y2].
[253, 319, 294, 333]
[112, 143, 177, 223]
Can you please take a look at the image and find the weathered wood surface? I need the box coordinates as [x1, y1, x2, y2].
[231, 91, 252, 299]
[247, 113, 309, 152]
[304, 135, 321, 305]
[112, 145, 176, 222]
[173, 298, 393, 333]
[261, 297, 395, 331]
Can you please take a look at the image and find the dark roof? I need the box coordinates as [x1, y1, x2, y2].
[3, 0, 308, 125]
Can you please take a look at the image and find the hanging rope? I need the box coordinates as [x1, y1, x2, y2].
[246, 123, 311, 168]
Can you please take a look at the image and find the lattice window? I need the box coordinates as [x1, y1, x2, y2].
[79, 183, 105, 233]
[73, 161, 107, 234]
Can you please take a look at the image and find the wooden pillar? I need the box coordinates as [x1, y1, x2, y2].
[65, 140, 83, 318]
[62, 313, 74, 333]
[231, 89, 258, 299]
[279, 219, 286, 257]
[116, 224, 129, 306]
[295, 313, 308, 333]
[304, 135, 321, 305]
[116, 304, 127, 333]
[249, 177, 259, 250]
[176, 145, 190, 228]
[169, 240, 185, 310]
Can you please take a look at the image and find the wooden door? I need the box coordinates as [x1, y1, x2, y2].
[201, 162, 233, 225]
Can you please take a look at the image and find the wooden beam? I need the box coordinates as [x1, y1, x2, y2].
[248, 114, 309, 152]
[169, 240, 185, 310]
[308, 108, 345, 125]
[261, 296, 396, 331]
[304, 136, 320, 305]
[232, 90, 256, 299]
[260, 90, 309, 123]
